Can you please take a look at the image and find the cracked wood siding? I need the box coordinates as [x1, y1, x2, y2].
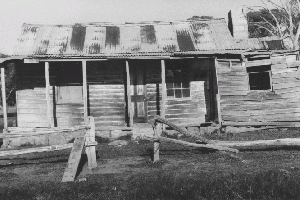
[87, 61, 126, 128]
[144, 59, 211, 126]
[146, 60, 162, 123]
[217, 53, 300, 124]
[16, 63, 54, 127]
[164, 60, 210, 126]
[165, 59, 210, 126]
[16, 63, 84, 128]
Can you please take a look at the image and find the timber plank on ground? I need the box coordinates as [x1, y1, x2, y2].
[62, 136, 85, 182]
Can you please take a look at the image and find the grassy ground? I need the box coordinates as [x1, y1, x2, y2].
[1, 129, 300, 199]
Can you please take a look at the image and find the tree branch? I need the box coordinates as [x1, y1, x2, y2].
[261, 0, 284, 38]
[252, 23, 276, 36]
[260, 15, 279, 33]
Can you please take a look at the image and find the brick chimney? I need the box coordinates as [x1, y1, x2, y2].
[228, 8, 249, 39]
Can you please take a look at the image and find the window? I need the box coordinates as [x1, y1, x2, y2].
[166, 69, 190, 98]
[247, 65, 271, 90]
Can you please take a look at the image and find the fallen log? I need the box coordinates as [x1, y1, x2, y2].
[146, 136, 239, 153]
[0, 126, 89, 139]
[0, 143, 73, 157]
[154, 115, 212, 144]
[210, 138, 300, 148]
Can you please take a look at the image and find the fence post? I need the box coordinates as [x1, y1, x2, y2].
[153, 120, 161, 162]
[85, 116, 97, 169]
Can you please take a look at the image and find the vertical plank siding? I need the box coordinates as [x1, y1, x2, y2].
[217, 53, 300, 124]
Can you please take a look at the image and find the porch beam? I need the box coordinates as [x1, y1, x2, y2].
[45, 62, 53, 127]
[161, 60, 166, 120]
[1, 66, 7, 130]
[214, 58, 222, 125]
[82, 60, 88, 123]
[39, 58, 107, 62]
[126, 61, 133, 127]
[38, 57, 200, 62]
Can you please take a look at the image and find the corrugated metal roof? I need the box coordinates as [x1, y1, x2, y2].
[235, 36, 286, 51]
[13, 19, 243, 57]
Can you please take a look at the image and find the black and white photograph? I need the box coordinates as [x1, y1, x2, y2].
[1, 0, 300, 199]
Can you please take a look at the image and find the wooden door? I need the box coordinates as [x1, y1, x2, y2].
[130, 66, 147, 123]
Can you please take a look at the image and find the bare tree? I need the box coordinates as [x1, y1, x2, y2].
[247, 0, 300, 50]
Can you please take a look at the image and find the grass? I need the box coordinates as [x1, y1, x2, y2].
[1, 128, 300, 199]
[1, 167, 300, 200]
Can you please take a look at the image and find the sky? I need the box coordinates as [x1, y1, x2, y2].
[0, 0, 278, 55]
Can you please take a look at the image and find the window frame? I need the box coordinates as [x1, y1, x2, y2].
[247, 65, 272, 91]
[166, 69, 191, 99]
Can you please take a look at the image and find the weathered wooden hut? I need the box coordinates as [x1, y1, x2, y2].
[0, 19, 241, 137]
[1, 18, 300, 142]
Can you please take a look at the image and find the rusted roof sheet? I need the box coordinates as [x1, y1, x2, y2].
[236, 36, 286, 51]
[13, 19, 243, 57]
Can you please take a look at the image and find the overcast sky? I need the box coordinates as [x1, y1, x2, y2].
[0, 0, 278, 55]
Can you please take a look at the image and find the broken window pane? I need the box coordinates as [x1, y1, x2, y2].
[182, 89, 190, 97]
[175, 89, 182, 98]
[247, 65, 271, 90]
[167, 89, 174, 97]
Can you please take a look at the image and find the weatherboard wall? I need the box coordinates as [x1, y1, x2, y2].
[86, 61, 126, 128]
[16, 62, 84, 128]
[15, 59, 214, 129]
[216, 53, 300, 125]
[145, 59, 213, 126]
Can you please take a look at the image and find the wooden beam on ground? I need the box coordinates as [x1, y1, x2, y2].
[126, 61, 133, 127]
[85, 116, 97, 169]
[62, 136, 85, 182]
[147, 136, 239, 153]
[1, 66, 7, 130]
[153, 121, 162, 162]
[82, 60, 88, 123]
[222, 122, 300, 127]
[211, 138, 300, 150]
[154, 115, 212, 144]
[45, 62, 53, 127]
[0, 143, 73, 157]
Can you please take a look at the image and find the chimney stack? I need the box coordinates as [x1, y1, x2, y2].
[228, 8, 249, 39]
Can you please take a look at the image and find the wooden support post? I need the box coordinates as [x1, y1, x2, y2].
[82, 60, 88, 123]
[161, 60, 166, 130]
[153, 121, 161, 162]
[126, 61, 133, 127]
[85, 116, 97, 170]
[214, 58, 222, 125]
[1, 67, 7, 130]
[45, 62, 53, 128]
[216, 94, 222, 125]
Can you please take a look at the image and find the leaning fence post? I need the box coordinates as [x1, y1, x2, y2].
[153, 120, 161, 162]
[85, 116, 97, 169]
